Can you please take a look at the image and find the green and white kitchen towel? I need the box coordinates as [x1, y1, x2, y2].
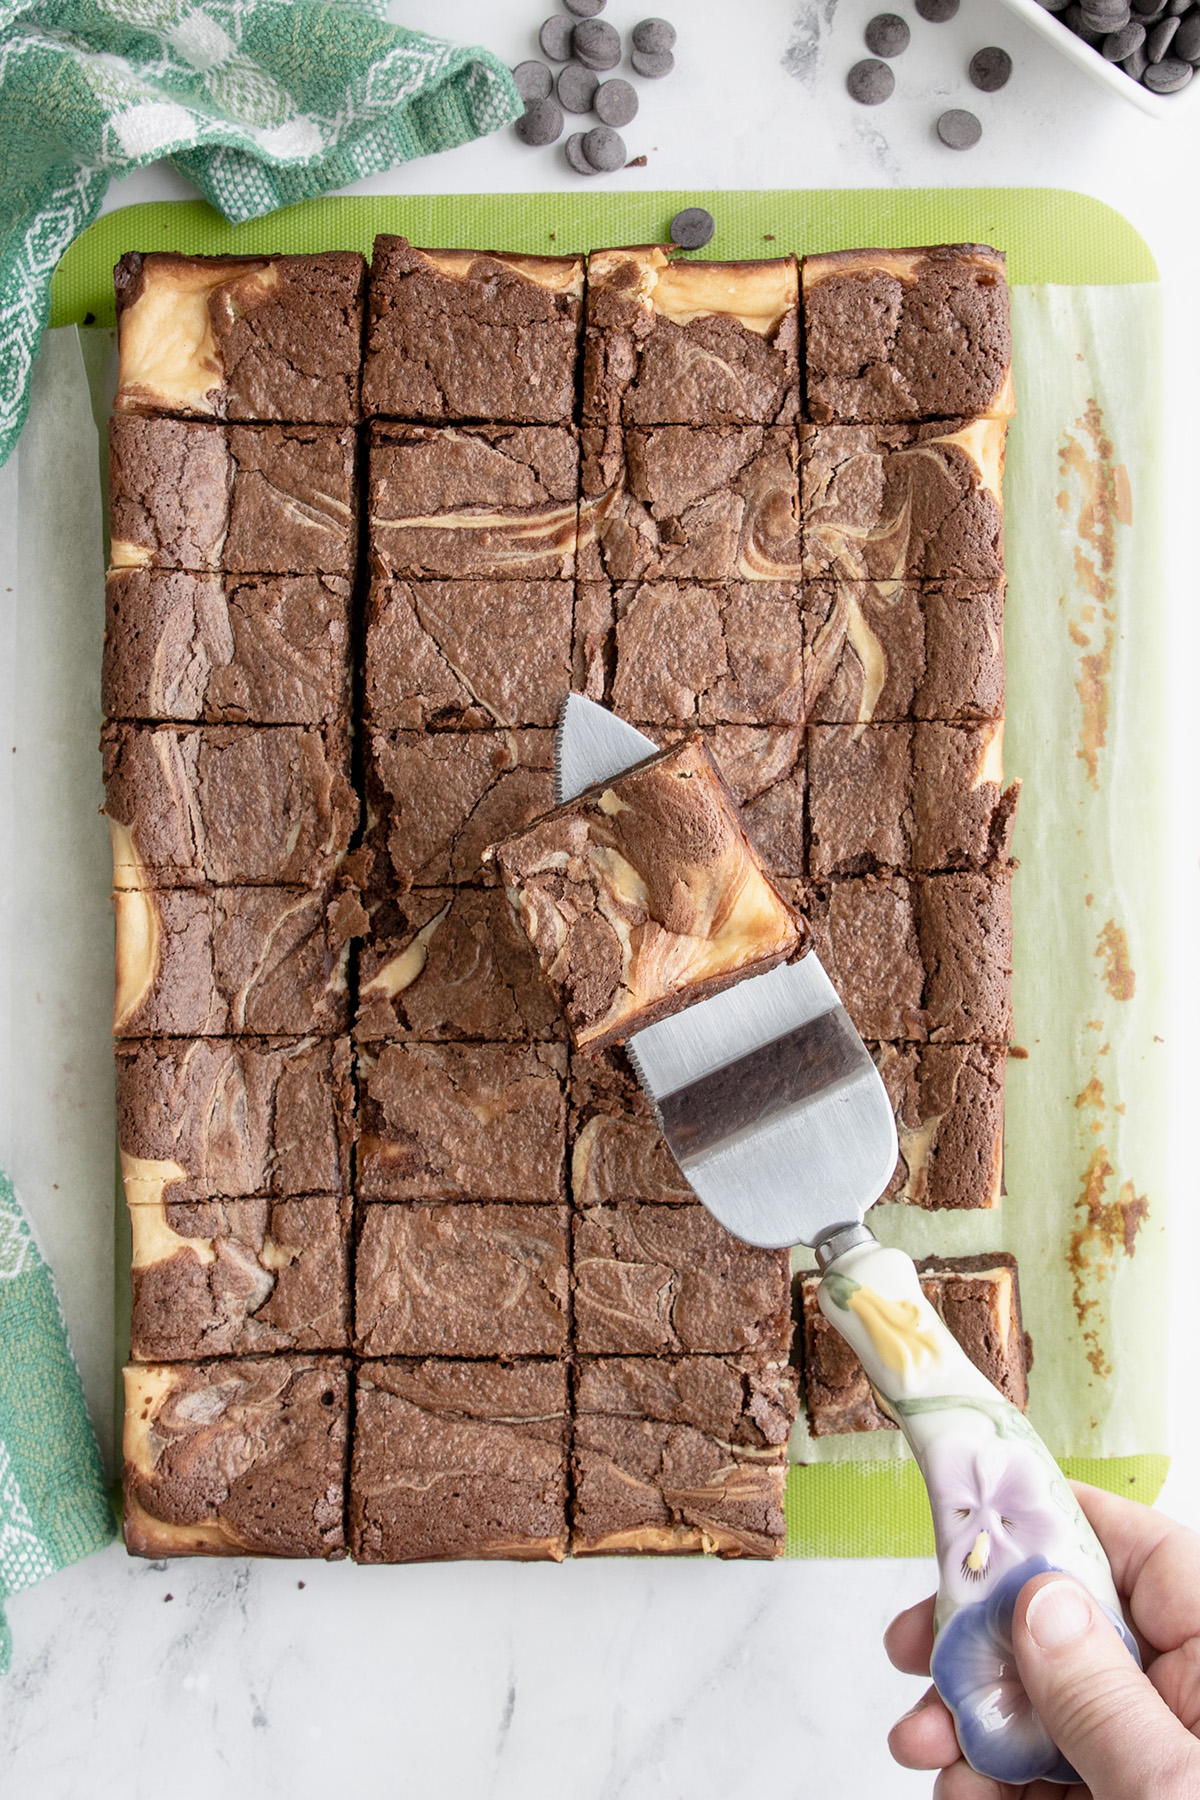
[0, 0, 522, 464]
[0, 1170, 115, 1673]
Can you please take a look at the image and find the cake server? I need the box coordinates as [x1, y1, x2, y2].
[555, 693, 1138, 1787]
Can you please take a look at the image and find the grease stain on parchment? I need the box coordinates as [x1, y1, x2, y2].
[1056, 399, 1132, 787]
[1095, 918, 1136, 1001]
[1067, 1141, 1149, 1378]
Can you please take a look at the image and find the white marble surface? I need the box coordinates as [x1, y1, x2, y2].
[2, 1, 1199, 1794]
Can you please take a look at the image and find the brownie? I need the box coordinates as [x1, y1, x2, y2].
[365, 728, 555, 890]
[569, 1047, 692, 1205]
[109, 419, 357, 574]
[489, 736, 804, 1053]
[918, 871, 1013, 1043]
[114, 251, 366, 424]
[355, 1204, 569, 1357]
[802, 246, 1013, 424]
[798, 878, 926, 1042]
[872, 1043, 1005, 1209]
[803, 580, 1005, 725]
[575, 579, 804, 725]
[113, 885, 354, 1038]
[368, 423, 578, 580]
[102, 723, 357, 889]
[800, 418, 1005, 585]
[362, 238, 584, 424]
[350, 1359, 568, 1562]
[355, 888, 561, 1043]
[129, 1194, 351, 1360]
[122, 1356, 349, 1557]
[571, 1355, 798, 1557]
[572, 1203, 793, 1357]
[578, 425, 801, 584]
[116, 1035, 355, 1204]
[103, 570, 352, 724]
[799, 1253, 1028, 1434]
[704, 723, 808, 879]
[582, 246, 799, 426]
[356, 1041, 567, 1202]
[364, 577, 572, 730]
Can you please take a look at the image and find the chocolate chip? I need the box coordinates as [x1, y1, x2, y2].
[1035, 0, 1071, 13]
[582, 124, 627, 169]
[516, 97, 565, 145]
[565, 131, 599, 174]
[916, 0, 960, 20]
[969, 45, 1013, 85]
[1122, 39, 1151, 67]
[593, 77, 638, 124]
[539, 16, 575, 61]
[631, 47, 675, 75]
[1102, 19, 1146, 54]
[847, 57, 895, 100]
[669, 207, 715, 249]
[513, 60, 553, 101]
[1167, 0, 1192, 17]
[1063, 6, 1106, 41]
[1175, 10, 1200, 55]
[632, 17, 676, 52]
[1132, 0, 1165, 14]
[1082, 5, 1130, 26]
[564, 0, 605, 13]
[865, 12, 911, 53]
[1147, 13, 1179, 50]
[1142, 48, 1194, 77]
[557, 61, 600, 111]
[574, 18, 622, 68]
[937, 106, 982, 146]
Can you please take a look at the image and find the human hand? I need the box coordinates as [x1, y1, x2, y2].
[885, 1482, 1200, 1799]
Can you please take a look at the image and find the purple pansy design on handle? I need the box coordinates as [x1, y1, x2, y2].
[923, 1436, 1071, 1611]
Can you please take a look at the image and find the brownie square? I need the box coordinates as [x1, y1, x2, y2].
[365, 728, 555, 890]
[705, 724, 807, 878]
[122, 1356, 349, 1557]
[350, 1358, 568, 1562]
[489, 736, 803, 1053]
[103, 571, 352, 725]
[919, 871, 1013, 1043]
[113, 885, 354, 1038]
[114, 251, 366, 424]
[368, 423, 578, 579]
[362, 238, 583, 424]
[802, 246, 1013, 424]
[912, 721, 1018, 871]
[799, 1254, 1027, 1434]
[356, 1041, 567, 1202]
[572, 1203, 793, 1357]
[355, 1204, 569, 1357]
[872, 1043, 1005, 1209]
[355, 888, 561, 1043]
[803, 580, 1005, 725]
[102, 723, 357, 890]
[800, 419, 1005, 585]
[579, 425, 801, 584]
[129, 1194, 351, 1360]
[569, 1047, 692, 1205]
[109, 419, 357, 574]
[799, 877, 927, 1041]
[582, 246, 800, 426]
[364, 577, 572, 730]
[571, 1355, 798, 1557]
[116, 1035, 355, 1204]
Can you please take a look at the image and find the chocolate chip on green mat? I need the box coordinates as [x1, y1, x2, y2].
[1175, 12, 1200, 56]
[1122, 39, 1151, 68]
[1142, 49, 1194, 78]
[631, 47, 675, 76]
[513, 60, 553, 102]
[594, 78, 638, 125]
[1103, 20, 1146, 55]
[1147, 13, 1180, 51]
[865, 13, 911, 54]
[669, 207, 715, 250]
[573, 18, 622, 68]
[582, 124, 626, 170]
[937, 107, 982, 146]
[565, 131, 598, 174]
[847, 57, 895, 100]
[557, 61, 600, 111]
[916, 0, 960, 21]
[969, 45, 1013, 86]
[632, 18, 676, 52]
[539, 16, 575, 61]
[515, 97, 565, 145]
[564, 0, 605, 14]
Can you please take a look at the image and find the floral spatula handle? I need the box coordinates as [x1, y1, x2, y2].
[816, 1228, 1140, 1787]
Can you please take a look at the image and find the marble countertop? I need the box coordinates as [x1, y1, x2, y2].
[2, 1, 1198, 1793]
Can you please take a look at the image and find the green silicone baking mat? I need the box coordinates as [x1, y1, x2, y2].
[62, 191, 1168, 1558]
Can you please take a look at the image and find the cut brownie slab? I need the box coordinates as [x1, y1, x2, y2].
[579, 425, 801, 583]
[362, 238, 584, 424]
[103, 570, 352, 725]
[368, 423, 578, 580]
[113, 885, 353, 1038]
[122, 1356, 349, 1556]
[872, 1042, 1005, 1209]
[356, 1041, 567, 1202]
[569, 1047, 692, 1205]
[573, 1202, 793, 1357]
[350, 1358, 568, 1562]
[116, 1035, 355, 1204]
[705, 723, 807, 879]
[129, 1194, 351, 1361]
[803, 580, 1005, 725]
[799, 1254, 1028, 1434]
[919, 870, 1013, 1043]
[355, 888, 561, 1043]
[800, 418, 1005, 586]
[364, 577, 572, 730]
[109, 419, 357, 574]
[113, 251, 366, 424]
[103, 723, 356, 890]
[355, 1204, 569, 1357]
[489, 736, 803, 1053]
[802, 245, 1013, 425]
[582, 246, 799, 426]
[571, 1355, 798, 1557]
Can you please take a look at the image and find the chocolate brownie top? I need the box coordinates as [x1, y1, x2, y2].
[871, 1042, 1005, 1210]
[803, 580, 1005, 726]
[574, 1353, 799, 1446]
[918, 870, 1013, 1043]
[569, 1047, 693, 1205]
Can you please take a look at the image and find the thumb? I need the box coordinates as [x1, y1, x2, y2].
[1012, 1573, 1200, 1799]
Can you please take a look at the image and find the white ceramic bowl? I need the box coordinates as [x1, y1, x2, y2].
[995, 0, 1195, 117]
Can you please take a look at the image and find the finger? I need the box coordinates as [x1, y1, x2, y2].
[884, 1592, 936, 1674]
[931, 1761, 1022, 1800]
[1012, 1570, 1200, 1796]
[1071, 1483, 1200, 1650]
[1148, 1636, 1200, 1735]
[888, 1687, 962, 1769]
